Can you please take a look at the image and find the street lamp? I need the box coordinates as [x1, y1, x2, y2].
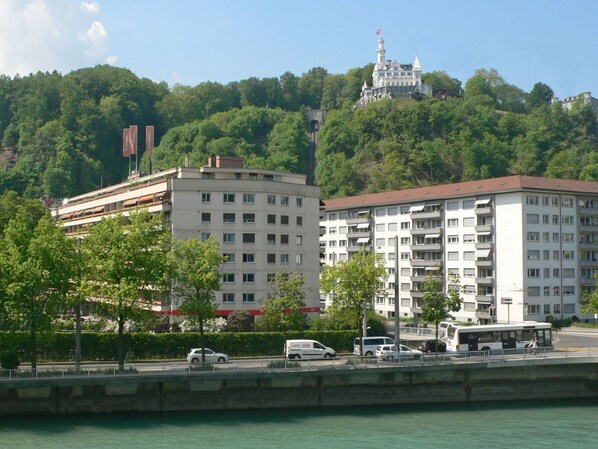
[75, 237, 82, 372]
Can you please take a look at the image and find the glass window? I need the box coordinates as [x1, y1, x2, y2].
[223, 233, 235, 243]
[281, 215, 289, 225]
[448, 218, 458, 227]
[296, 197, 303, 208]
[243, 233, 255, 243]
[223, 213, 235, 223]
[224, 193, 235, 203]
[267, 253, 276, 264]
[222, 273, 235, 283]
[223, 293, 235, 303]
[243, 193, 255, 204]
[463, 200, 474, 210]
[201, 193, 211, 203]
[296, 254, 303, 264]
[243, 253, 255, 263]
[296, 216, 303, 226]
[296, 235, 303, 245]
[243, 273, 255, 283]
[243, 213, 255, 224]
[223, 253, 235, 263]
[376, 223, 385, 231]
[281, 196, 289, 206]
[201, 212, 211, 223]
[463, 217, 475, 227]
[281, 234, 289, 244]
[447, 201, 458, 210]
[267, 194, 276, 205]
[242, 293, 255, 303]
[281, 254, 289, 264]
[267, 234, 276, 244]
[267, 214, 276, 224]
[527, 214, 539, 224]
[200, 232, 211, 242]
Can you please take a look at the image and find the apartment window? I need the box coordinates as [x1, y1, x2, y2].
[267, 234, 276, 244]
[401, 253, 410, 260]
[267, 194, 276, 205]
[201, 212, 211, 223]
[553, 286, 561, 296]
[201, 193, 211, 203]
[376, 208, 386, 217]
[527, 250, 540, 260]
[542, 214, 550, 224]
[463, 251, 475, 261]
[563, 250, 575, 260]
[200, 232, 211, 242]
[223, 233, 235, 243]
[526, 214, 539, 224]
[281, 234, 289, 244]
[464, 268, 475, 278]
[563, 233, 574, 243]
[329, 240, 337, 247]
[243, 193, 255, 204]
[223, 193, 235, 204]
[552, 215, 559, 225]
[376, 238, 385, 247]
[401, 237, 411, 245]
[223, 213, 235, 223]
[388, 253, 395, 261]
[243, 273, 255, 283]
[563, 268, 575, 278]
[243, 233, 255, 243]
[296, 216, 303, 226]
[388, 207, 398, 215]
[339, 240, 347, 247]
[388, 237, 396, 246]
[329, 227, 337, 234]
[448, 251, 459, 261]
[562, 215, 574, 225]
[542, 232, 549, 242]
[281, 215, 289, 225]
[328, 212, 337, 220]
[267, 253, 276, 264]
[222, 273, 235, 283]
[543, 268, 550, 278]
[543, 250, 550, 260]
[562, 198, 573, 208]
[281, 254, 289, 264]
[296, 254, 303, 264]
[296, 197, 303, 207]
[223, 253, 235, 263]
[447, 201, 458, 211]
[281, 196, 289, 206]
[463, 234, 475, 243]
[564, 303, 575, 313]
[242, 293, 255, 303]
[448, 235, 459, 244]
[544, 287, 551, 296]
[542, 197, 549, 206]
[243, 213, 255, 224]
[376, 223, 385, 232]
[448, 218, 458, 227]
[388, 223, 398, 231]
[267, 214, 276, 225]
[243, 253, 255, 263]
[554, 304, 561, 314]
[223, 293, 235, 303]
[527, 232, 539, 242]
[463, 200, 475, 210]
[528, 268, 540, 278]
[463, 217, 475, 227]
[267, 273, 276, 282]
[527, 304, 540, 313]
[526, 195, 539, 205]
[447, 268, 459, 276]
[552, 197, 559, 207]
[552, 269, 560, 278]
[553, 250, 560, 260]
[401, 222, 410, 230]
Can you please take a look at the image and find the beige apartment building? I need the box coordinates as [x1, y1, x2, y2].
[51, 156, 322, 319]
[320, 175, 598, 324]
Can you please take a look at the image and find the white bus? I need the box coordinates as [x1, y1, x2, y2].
[445, 322, 552, 353]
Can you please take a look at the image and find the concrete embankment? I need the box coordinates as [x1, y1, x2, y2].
[1, 357, 597, 416]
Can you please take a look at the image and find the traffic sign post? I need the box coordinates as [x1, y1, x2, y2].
[501, 297, 513, 324]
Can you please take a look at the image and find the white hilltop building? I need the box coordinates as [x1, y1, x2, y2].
[357, 35, 431, 107]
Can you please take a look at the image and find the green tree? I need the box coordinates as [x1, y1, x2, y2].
[0, 212, 76, 369]
[421, 271, 463, 349]
[170, 235, 224, 363]
[320, 248, 387, 355]
[259, 271, 308, 344]
[226, 310, 254, 332]
[80, 210, 171, 368]
[527, 82, 554, 109]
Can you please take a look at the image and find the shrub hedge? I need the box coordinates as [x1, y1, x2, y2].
[0, 330, 356, 363]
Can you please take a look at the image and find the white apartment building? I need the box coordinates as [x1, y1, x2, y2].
[320, 175, 598, 324]
[51, 156, 322, 319]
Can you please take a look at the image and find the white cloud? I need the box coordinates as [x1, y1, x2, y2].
[0, 0, 116, 76]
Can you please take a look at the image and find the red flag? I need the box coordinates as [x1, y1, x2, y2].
[122, 128, 130, 157]
[145, 125, 154, 156]
[129, 125, 138, 155]
[376, 28, 383, 35]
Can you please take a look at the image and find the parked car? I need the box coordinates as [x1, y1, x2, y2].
[376, 344, 423, 361]
[353, 336, 395, 356]
[187, 348, 228, 364]
[418, 340, 447, 353]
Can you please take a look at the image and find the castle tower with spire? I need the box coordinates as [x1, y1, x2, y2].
[357, 35, 431, 107]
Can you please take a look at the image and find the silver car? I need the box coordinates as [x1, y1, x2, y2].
[187, 348, 228, 364]
[376, 344, 423, 361]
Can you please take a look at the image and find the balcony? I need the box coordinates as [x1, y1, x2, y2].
[476, 277, 494, 285]
[347, 230, 371, 239]
[410, 259, 443, 268]
[475, 206, 493, 216]
[475, 259, 493, 267]
[410, 226, 442, 236]
[411, 210, 442, 220]
[580, 259, 598, 267]
[475, 295, 494, 304]
[346, 216, 370, 225]
[475, 224, 493, 233]
[475, 242, 494, 250]
[410, 290, 425, 299]
[475, 310, 491, 319]
[410, 243, 442, 252]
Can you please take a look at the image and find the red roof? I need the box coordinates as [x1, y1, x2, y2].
[323, 175, 598, 211]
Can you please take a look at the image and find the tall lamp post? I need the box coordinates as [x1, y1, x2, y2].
[75, 237, 82, 372]
[394, 235, 400, 352]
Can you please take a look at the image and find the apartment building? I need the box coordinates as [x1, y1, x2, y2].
[51, 156, 322, 318]
[320, 175, 598, 324]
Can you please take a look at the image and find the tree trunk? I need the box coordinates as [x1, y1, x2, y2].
[117, 320, 125, 370]
[30, 323, 37, 371]
[358, 309, 364, 356]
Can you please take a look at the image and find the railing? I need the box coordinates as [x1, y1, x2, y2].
[1, 347, 597, 382]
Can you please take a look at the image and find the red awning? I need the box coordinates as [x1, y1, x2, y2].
[122, 198, 138, 207]
[91, 206, 104, 213]
[137, 194, 154, 204]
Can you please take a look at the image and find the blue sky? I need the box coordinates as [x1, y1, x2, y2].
[1, 0, 596, 99]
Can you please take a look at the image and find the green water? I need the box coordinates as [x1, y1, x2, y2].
[0, 400, 594, 449]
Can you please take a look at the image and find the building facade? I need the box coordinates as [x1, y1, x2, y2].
[357, 35, 431, 108]
[51, 156, 322, 318]
[554, 92, 598, 115]
[320, 175, 598, 324]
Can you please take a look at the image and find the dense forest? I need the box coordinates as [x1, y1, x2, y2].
[0, 63, 597, 200]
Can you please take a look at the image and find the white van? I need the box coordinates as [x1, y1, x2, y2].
[285, 339, 336, 360]
[354, 336, 395, 356]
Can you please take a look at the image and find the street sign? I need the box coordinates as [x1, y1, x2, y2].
[501, 297, 513, 305]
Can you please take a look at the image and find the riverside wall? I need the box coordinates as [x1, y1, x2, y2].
[1, 357, 598, 416]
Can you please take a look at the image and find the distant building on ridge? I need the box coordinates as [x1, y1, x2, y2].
[357, 35, 431, 108]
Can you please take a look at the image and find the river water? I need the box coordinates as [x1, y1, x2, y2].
[1, 399, 593, 448]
